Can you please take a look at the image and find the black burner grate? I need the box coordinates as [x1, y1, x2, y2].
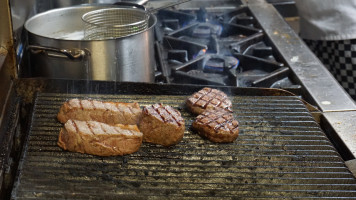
[11, 92, 356, 199]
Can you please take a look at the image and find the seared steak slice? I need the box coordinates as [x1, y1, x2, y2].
[58, 119, 143, 156]
[186, 87, 232, 115]
[192, 109, 239, 143]
[138, 104, 185, 147]
[57, 99, 142, 125]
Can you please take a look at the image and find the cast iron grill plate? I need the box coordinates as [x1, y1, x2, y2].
[11, 92, 356, 199]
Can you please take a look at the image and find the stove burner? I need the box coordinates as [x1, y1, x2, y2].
[192, 23, 223, 38]
[192, 25, 211, 38]
[202, 54, 239, 73]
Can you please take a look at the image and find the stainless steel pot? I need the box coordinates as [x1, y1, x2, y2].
[25, 5, 157, 82]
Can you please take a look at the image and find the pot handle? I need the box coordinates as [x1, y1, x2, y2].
[27, 45, 89, 60]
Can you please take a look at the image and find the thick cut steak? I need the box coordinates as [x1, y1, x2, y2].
[192, 108, 239, 143]
[138, 104, 185, 147]
[58, 119, 143, 156]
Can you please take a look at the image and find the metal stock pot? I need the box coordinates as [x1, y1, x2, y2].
[25, 5, 157, 82]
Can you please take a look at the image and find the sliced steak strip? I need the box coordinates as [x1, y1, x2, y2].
[138, 104, 185, 147]
[58, 119, 143, 156]
[57, 99, 142, 125]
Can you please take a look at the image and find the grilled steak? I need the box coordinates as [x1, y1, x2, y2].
[186, 87, 232, 115]
[138, 104, 185, 147]
[58, 119, 143, 156]
[57, 99, 142, 125]
[192, 108, 239, 143]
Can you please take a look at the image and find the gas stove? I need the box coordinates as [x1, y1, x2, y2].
[153, 4, 298, 89]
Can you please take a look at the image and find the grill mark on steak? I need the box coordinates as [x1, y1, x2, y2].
[215, 94, 228, 109]
[86, 121, 96, 135]
[147, 104, 183, 126]
[195, 88, 212, 108]
[127, 104, 135, 115]
[212, 119, 238, 134]
[147, 104, 168, 124]
[159, 106, 174, 125]
[165, 106, 184, 126]
[190, 89, 206, 105]
[79, 99, 84, 110]
[205, 88, 220, 109]
[72, 120, 79, 134]
[68, 98, 79, 109]
[207, 89, 230, 110]
[71, 120, 86, 149]
[90, 100, 96, 110]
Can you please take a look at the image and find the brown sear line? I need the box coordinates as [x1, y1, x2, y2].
[216, 95, 228, 109]
[231, 126, 239, 134]
[163, 106, 181, 126]
[127, 104, 133, 114]
[86, 121, 96, 135]
[191, 88, 208, 105]
[115, 102, 120, 111]
[190, 94, 201, 105]
[214, 119, 238, 134]
[99, 122, 110, 136]
[214, 90, 231, 110]
[127, 103, 135, 115]
[72, 120, 79, 134]
[203, 88, 220, 109]
[196, 112, 219, 126]
[79, 99, 84, 110]
[73, 120, 87, 148]
[92, 100, 97, 110]
[213, 120, 228, 132]
[153, 105, 166, 123]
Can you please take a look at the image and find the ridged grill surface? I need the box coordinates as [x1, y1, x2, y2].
[11, 93, 356, 199]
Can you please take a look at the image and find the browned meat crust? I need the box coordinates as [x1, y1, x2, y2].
[57, 99, 142, 125]
[138, 104, 185, 147]
[58, 119, 143, 156]
[186, 87, 232, 115]
[192, 109, 239, 143]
